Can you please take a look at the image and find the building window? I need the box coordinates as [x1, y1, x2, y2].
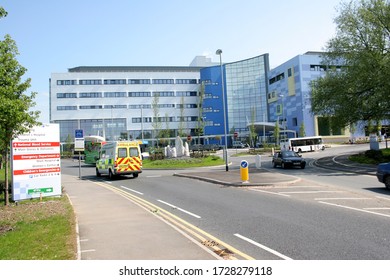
[176, 91, 197, 97]
[129, 92, 151, 97]
[288, 68, 292, 77]
[57, 106, 77, 110]
[79, 79, 102, 85]
[175, 79, 197, 84]
[177, 116, 198, 122]
[57, 93, 77, 98]
[292, 117, 298, 127]
[57, 80, 76, 85]
[103, 79, 126, 85]
[128, 79, 151, 84]
[269, 73, 285, 85]
[79, 105, 103, 109]
[153, 91, 174, 97]
[79, 92, 102, 98]
[104, 105, 127, 109]
[129, 104, 152, 109]
[177, 104, 198, 109]
[156, 104, 175, 108]
[152, 79, 174, 84]
[104, 92, 127, 98]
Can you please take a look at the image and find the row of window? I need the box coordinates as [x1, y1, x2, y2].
[57, 79, 198, 86]
[131, 116, 198, 123]
[57, 91, 198, 98]
[57, 103, 198, 110]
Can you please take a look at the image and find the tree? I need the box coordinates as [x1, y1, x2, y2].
[249, 106, 257, 147]
[299, 122, 306, 137]
[0, 9, 40, 205]
[311, 0, 390, 130]
[151, 95, 162, 147]
[274, 121, 280, 145]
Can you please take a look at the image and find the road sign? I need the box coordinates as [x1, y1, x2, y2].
[234, 132, 238, 138]
[75, 129, 83, 138]
[240, 160, 249, 182]
[74, 138, 85, 152]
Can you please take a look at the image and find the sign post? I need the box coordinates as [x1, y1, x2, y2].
[240, 160, 249, 183]
[74, 130, 84, 178]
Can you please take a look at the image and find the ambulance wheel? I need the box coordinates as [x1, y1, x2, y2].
[133, 173, 139, 178]
[96, 168, 101, 177]
[108, 169, 115, 180]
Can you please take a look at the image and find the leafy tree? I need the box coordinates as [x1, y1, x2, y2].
[274, 121, 280, 145]
[151, 95, 162, 147]
[0, 8, 40, 205]
[299, 122, 306, 137]
[249, 106, 257, 147]
[311, 0, 390, 130]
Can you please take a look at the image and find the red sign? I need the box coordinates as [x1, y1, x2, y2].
[234, 132, 238, 138]
[187, 135, 192, 141]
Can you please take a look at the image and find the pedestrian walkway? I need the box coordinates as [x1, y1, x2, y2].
[63, 174, 219, 260]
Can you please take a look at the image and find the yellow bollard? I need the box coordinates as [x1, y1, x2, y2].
[240, 160, 249, 182]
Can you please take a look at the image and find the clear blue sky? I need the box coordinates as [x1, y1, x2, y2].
[1, 0, 342, 123]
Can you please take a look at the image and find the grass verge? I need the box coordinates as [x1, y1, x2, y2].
[142, 155, 224, 169]
[0, 194, 77, 260]
[349, 148, 390, 165]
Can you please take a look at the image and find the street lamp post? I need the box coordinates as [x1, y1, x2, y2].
[216, 49, 229, 171]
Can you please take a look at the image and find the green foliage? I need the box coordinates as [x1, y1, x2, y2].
[311, 0, 390, 130]
[349, 148, 390, 164]
[0, 7, 41, 205]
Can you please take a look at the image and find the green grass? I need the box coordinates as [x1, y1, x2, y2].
[142, 155, 224, 169]
[0, 195, 77, 260]
[349, 148, 390, 165]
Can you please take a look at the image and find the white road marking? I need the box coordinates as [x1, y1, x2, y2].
[121, 186, 144, 195]
[315, 197, 372, 201]
[250, 189, 290, 197]
[279, 191, 345, 195]
[157, 200, 201, 219]
[234, 233, 293, 260]
[318, 201, 390, 218]
[363, 207, 390, 210]
[80, 249, 96, 253]
[377, 196, 390, 201]
[147, 175, 162, 178]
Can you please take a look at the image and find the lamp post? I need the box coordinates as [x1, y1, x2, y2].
[216, 49, 229, 171]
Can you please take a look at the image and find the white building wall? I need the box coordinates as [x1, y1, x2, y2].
[50, 67, 202, 141]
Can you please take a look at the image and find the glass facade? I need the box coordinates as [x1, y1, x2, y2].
[201, 54, 269, 145]
[225, 55, 269, 134]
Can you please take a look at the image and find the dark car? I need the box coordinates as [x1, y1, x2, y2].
[272, 150, 306, 169]
[376, 162, 390, 189]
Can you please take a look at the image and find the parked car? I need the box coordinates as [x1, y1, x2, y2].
[376, 162, 390, 189]
[272, 151, 306, 169]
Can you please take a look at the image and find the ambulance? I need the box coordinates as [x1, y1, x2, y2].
[96, 141, 142, 179]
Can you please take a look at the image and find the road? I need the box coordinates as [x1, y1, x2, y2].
[62, 143, 390, 260]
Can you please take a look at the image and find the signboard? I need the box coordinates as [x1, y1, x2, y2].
[11, 124, 61, 201]
[75, 129, 83, 138]
[74, 138, 85, 152]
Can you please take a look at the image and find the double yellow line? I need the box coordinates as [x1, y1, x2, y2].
[93, 180, 254, 260]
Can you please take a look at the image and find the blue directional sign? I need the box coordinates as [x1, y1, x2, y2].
[240, 160, 248, 168]
[75, 129, 83, 138]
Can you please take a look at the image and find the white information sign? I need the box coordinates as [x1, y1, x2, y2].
[11, 123, 61, 201]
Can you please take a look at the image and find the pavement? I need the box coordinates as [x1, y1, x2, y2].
[62, 152, 377, 260]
